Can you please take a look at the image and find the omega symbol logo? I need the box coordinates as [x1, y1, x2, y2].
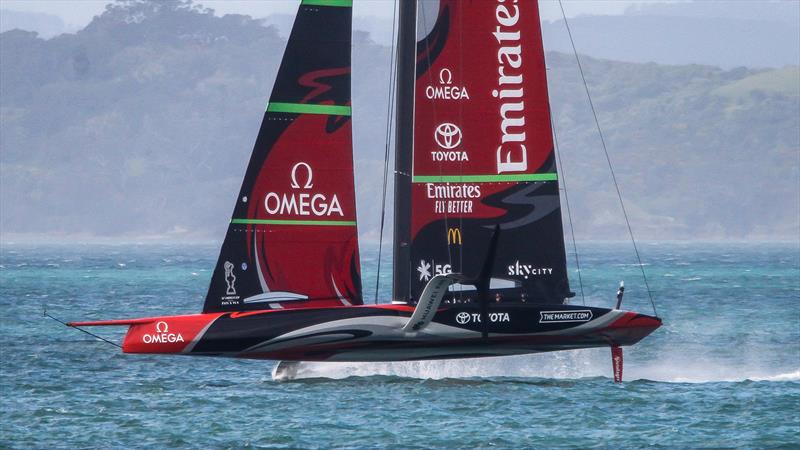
[143, 320, 185, 344]
[290, 162, 313, 189]
[438, 68, 453, 85]
[456, 312, 471, 325]
[434, 123, 462, 150]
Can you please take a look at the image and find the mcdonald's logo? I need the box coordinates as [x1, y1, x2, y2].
[447, 227, 462, 245]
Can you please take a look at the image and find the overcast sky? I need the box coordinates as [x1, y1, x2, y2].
[1, 0, 664, 29]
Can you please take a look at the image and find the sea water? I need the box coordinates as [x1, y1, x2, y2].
[1, 242, 798, 448]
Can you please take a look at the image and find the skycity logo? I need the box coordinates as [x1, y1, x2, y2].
[507, 261, 553, 279]
[142, 321, 185, 344]
[263, 162, 343, 217]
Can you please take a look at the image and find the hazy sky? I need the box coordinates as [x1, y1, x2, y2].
[2, 0, 664, 29]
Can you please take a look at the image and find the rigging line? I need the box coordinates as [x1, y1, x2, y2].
[456, 1, 465, 283]
[549, 110, 585, 305]
[43, 306, 122, 349]
[558, 0, 657, 316]
[374, 0, 400, 305]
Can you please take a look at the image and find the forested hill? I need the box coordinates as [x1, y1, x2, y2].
[1, 0, 798, 241]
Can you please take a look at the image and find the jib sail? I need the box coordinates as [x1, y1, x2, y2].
[394, 0, 571, 304]
[204, 0, 361, 313]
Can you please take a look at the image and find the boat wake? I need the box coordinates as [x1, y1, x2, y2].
[745, 370, 800, 382]
[628, 363, 800, 384]
[271, 349, 800, 384]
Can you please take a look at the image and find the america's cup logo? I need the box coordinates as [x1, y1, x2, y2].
[434, 123, 463, 150]
[224, 261, 237, 295]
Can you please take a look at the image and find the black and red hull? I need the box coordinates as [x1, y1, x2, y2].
[71, 304, 661, 362]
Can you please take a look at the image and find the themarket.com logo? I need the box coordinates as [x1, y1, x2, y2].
[539, 310, 593, 324]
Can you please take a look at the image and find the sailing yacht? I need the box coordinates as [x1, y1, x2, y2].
[68, 0, 660, 382]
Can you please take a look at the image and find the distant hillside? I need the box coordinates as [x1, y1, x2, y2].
[0, 9, 70, 39]
[1, 0, 798, 241]
[542, 15, 799, 70]
[712, 67, 800, 98]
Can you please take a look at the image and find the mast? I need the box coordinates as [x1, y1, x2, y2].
[392, 0, 417, 303]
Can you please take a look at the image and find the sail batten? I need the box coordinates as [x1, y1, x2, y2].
[412, 174, 558, 183]
[231, 218, 357, 227]
[266, 102, 352, 116]
[301, 0, 352, 7]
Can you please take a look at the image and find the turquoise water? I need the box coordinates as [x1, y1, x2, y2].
[1, 242, 798, 448]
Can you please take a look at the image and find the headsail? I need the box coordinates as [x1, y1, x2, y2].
[204, 0, 361, 313]
[394, 0, 571, 304]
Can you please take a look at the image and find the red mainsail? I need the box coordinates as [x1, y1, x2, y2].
[397, 0, 571, 304]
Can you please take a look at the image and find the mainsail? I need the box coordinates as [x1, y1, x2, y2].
[394, 0, 572, 304]
[204, 0, 361, 313]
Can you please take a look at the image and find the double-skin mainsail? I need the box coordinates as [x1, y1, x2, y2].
[393, 0, 572, 305]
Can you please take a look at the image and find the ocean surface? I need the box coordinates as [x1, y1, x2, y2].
[1, 241, 798, 449]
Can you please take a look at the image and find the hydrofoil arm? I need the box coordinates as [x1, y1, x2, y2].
[402, 273, 465, 333]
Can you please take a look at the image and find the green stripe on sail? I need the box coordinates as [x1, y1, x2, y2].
[231, 218, 356, 227]
[412, 173, 558, 183]
[267, 102, 351, 116]
[302, 0, 352, 6]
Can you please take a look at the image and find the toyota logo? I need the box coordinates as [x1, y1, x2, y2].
[455, 312, 471, 325]
[434, 123, 463, 150]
